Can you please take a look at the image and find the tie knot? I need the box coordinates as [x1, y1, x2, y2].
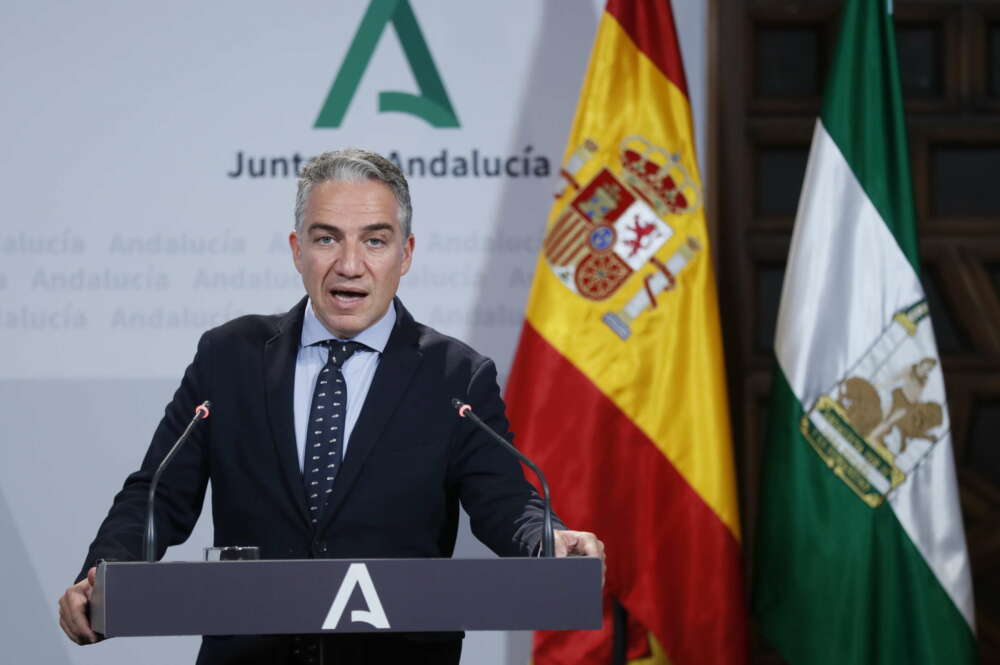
[324, 340, 366, 368]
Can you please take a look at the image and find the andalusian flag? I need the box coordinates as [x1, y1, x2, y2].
[505, 2, 747, 663]
[752, 1, 977, 663]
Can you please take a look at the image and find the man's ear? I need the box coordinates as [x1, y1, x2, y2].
[400, 234, 415, 276]
[289, 231, 304, 274]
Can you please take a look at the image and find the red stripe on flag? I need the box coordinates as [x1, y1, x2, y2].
[506, 323, 747, 665]
[549, 230, 587, 265]
[605, 0, 689, 98]
[544, 213, 578, 257]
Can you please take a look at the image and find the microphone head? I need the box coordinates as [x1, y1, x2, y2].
[451, 398, 472, 419]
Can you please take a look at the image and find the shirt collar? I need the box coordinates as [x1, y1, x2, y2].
[300, 300, 396, 353]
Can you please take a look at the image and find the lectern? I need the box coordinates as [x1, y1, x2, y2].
[90, 558, 602, 636]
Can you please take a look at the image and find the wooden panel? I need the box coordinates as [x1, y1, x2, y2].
[747, 118, 815, 231]
[894, 4, 962, 112]
[931, 144, 1000, 218]
[753, 25, 822, 98]
[920, 261, 974, 355]
[754, 147, 809, 218]
[910, 124, 1000, 234]
[897, 22, 944, 99]
[753, 263, 785, 354]
[969, 399, 1000, 485]
[746, 3, 837, 115]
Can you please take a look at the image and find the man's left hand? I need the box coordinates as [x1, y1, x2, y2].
[553, 529, 606, 585]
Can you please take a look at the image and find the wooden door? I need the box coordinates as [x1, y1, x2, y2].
[713, 1, 1000, 662]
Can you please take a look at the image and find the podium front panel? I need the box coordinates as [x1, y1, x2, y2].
[91, 557, 602, 636]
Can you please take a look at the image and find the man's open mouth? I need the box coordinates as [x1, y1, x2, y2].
[330, 289, 368, 302]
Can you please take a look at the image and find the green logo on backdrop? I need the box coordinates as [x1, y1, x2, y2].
[315, 0, 460, 128]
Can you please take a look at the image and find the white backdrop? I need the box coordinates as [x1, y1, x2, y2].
[0, 2, 707, 663]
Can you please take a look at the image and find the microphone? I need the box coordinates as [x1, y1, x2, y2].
[143, 401, 211, 562]
[451, 398, 556, 558]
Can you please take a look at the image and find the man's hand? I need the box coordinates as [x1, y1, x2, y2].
[58, 567, 101, 645]
[554, 529, 606, 584]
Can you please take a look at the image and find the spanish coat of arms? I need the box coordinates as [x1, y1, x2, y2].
[544, 136, 703, 340]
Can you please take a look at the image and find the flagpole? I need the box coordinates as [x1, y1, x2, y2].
[611, 598, 626, 665]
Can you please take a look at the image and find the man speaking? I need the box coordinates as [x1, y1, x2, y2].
[58, 149, 604, 664]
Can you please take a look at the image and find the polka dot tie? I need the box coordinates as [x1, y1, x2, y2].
[304, 340, 365, 526]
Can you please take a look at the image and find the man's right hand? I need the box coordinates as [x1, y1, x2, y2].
[58, 567, 101, 645]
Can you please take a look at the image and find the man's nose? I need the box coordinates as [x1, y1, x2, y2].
[335, 240, 364, 277]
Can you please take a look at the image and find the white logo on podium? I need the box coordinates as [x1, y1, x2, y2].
[322, 563, 390, 629]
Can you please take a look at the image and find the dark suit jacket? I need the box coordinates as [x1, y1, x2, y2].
[79, 298, 550, 663]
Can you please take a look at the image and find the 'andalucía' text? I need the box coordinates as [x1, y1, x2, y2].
[226, 147, 550, 179]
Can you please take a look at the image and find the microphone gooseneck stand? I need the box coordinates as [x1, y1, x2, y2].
[144, 401, 212, 562]
[451, 398, 555, 558]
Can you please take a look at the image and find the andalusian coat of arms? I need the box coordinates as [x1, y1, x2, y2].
[544, 136, 703, 340]
[801, 301, 947, 508]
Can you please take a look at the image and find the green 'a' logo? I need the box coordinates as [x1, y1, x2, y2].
[315, 0, 460, 128]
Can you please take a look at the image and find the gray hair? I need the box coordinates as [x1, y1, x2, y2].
[294, 149, 412, 237]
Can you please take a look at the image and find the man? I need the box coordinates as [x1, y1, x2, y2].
[58, 149, 604, 664]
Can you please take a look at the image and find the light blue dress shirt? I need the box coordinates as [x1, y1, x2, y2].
[293, 301, 396, 472]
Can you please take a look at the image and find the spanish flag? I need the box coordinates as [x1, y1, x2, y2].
[505, 2, 747, 664]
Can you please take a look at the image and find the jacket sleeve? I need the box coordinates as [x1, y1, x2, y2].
[449, 357, 564, 557]
[76, 332, 213, 582]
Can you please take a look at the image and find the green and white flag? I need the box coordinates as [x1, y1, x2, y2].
[752, 0, 977, 663]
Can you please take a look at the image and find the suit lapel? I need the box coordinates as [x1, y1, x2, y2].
[264, 297, 311, 530]
[318, 300, 423, 531]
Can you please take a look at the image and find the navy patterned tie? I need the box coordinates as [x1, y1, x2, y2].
[304, 340, 365, 526]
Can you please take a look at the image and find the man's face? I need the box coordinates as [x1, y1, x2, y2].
[289, 179, 413, 339]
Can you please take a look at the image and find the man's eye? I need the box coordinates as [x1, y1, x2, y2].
[317, 236, 334, 245]
[366, 238, 386, 247]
